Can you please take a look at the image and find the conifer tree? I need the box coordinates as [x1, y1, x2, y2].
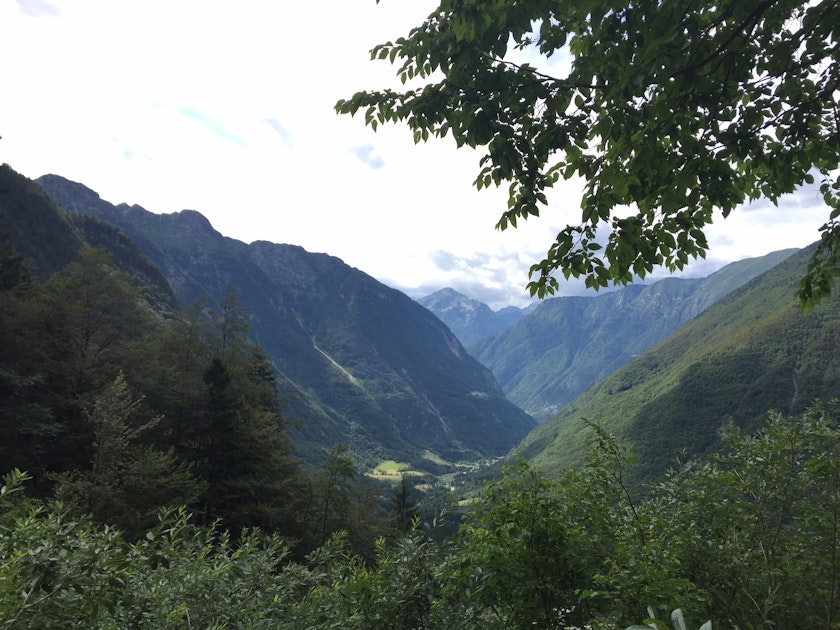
[52, 373, 203, 537]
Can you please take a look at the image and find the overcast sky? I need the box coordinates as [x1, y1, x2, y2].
[0, 0, 831, 309]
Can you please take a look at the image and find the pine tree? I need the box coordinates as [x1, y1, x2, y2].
[52, 372, 204, 537]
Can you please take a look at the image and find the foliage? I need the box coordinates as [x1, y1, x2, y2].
[297, 444, 360, 551]
[453, 459, 591, 627]
[390, 477, 420, 535]
[51, 372, 204, 538]
[3, 405, 840, 627]
[659, 404, 840, 628]
[0, 469, 446, 629]
[0, 249, 296, 536]
[40, 248, 148, 398]
[0, 259, 57, 486]
[0, 226, 29, 291]
[337, 0, 840, 305]
[8, 166, 840, 627]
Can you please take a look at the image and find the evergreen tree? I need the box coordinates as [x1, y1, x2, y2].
[51, 373, 203, 538]
[389, 478, 419, 535]
[208, 284, 250, 358]
[24, 248, 150, 478]
[142, 299, 211, 454]
[0, 226, 29, 291]
[0, 265, 56, 488]
[314, 444, 358, 547]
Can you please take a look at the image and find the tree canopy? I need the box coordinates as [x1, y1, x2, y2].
[5, 406, 840, 627]
[336, 0, 840, 305]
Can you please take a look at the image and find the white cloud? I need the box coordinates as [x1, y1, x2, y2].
[262, 119, 295, 149]
[350, 144, 385, 169]
[15, 0, 60, 17]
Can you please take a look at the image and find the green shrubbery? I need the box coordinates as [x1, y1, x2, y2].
[4, 404, 840, 628]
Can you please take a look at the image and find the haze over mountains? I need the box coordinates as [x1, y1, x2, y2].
[417, 288, 536, 345]
[1, 166, 536, 473]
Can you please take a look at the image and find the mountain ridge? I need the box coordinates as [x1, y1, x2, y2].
[512, 244, 840, 486]
[34, 172, 536, 469]
[464, 249, 796, 419]
[416, 288, 535, 345]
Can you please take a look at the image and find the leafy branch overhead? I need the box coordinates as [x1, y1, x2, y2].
[337, 0, 840, 305]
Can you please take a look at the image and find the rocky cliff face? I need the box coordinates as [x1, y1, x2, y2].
[37, 173, 536, 468]
[417, 287, 532, 345]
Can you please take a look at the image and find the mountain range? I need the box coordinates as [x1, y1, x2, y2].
[416, 288, 535, 345]
[7, 162, 840, 493]
[421, 251, 796, 419]
[511, 243, 840, 486]
[0, 165, 536, 473]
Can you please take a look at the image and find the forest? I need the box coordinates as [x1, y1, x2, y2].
[3, 229, 840, 628]
[0, 237, 421, 548]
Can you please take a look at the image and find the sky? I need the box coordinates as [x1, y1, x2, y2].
[0, 0, 832, 309]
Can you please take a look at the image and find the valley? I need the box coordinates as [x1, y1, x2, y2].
[4, 163, 840, 628]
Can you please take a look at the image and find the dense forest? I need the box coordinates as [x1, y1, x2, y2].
[3, 231, 840, 628]
[0, 238, 417, 558]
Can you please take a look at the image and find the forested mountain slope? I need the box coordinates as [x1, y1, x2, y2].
[513, 244, 840, 485]
[35, 172, 535, 469]
[0, 165, 176, 314]
[471, 250, 796, 419]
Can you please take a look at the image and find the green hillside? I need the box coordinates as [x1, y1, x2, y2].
[471, 250, 795, 419]
[514, 244, 840, 486]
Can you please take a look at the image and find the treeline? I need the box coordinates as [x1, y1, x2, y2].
[0, 241, 413, 556]
[3, 408, 840, 628]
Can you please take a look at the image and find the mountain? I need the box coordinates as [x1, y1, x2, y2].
[511, 244, 840, 486]
[469, 250, 797, 420]
[34, 172, 536, 470]
[417, 288, 534, 345]
[0, 164, 176, 314]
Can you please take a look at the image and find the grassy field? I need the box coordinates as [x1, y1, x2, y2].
[422, 450, 448, 466]
[368, 460, 410, 480]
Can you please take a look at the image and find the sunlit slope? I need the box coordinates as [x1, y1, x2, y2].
[471, 250, 796, 420]
[513, 244, 840, 485]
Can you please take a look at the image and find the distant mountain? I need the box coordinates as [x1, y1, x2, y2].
[35, 173, 536, 470]
[470, 250, 796, 419]
[417, 288, 534, 345]
[512, 244, 840, 486]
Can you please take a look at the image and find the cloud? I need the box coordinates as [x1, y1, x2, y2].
[171, 105, 247, 147]
[398, 248, 585, 309]
[429, 250, 460, 272]
[16, 0, 60, 17]
[120, 147, 152, 162]
[350, 144, 385, 169]
[429, 249, 503, 274]
[262, 118, 295, 149]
